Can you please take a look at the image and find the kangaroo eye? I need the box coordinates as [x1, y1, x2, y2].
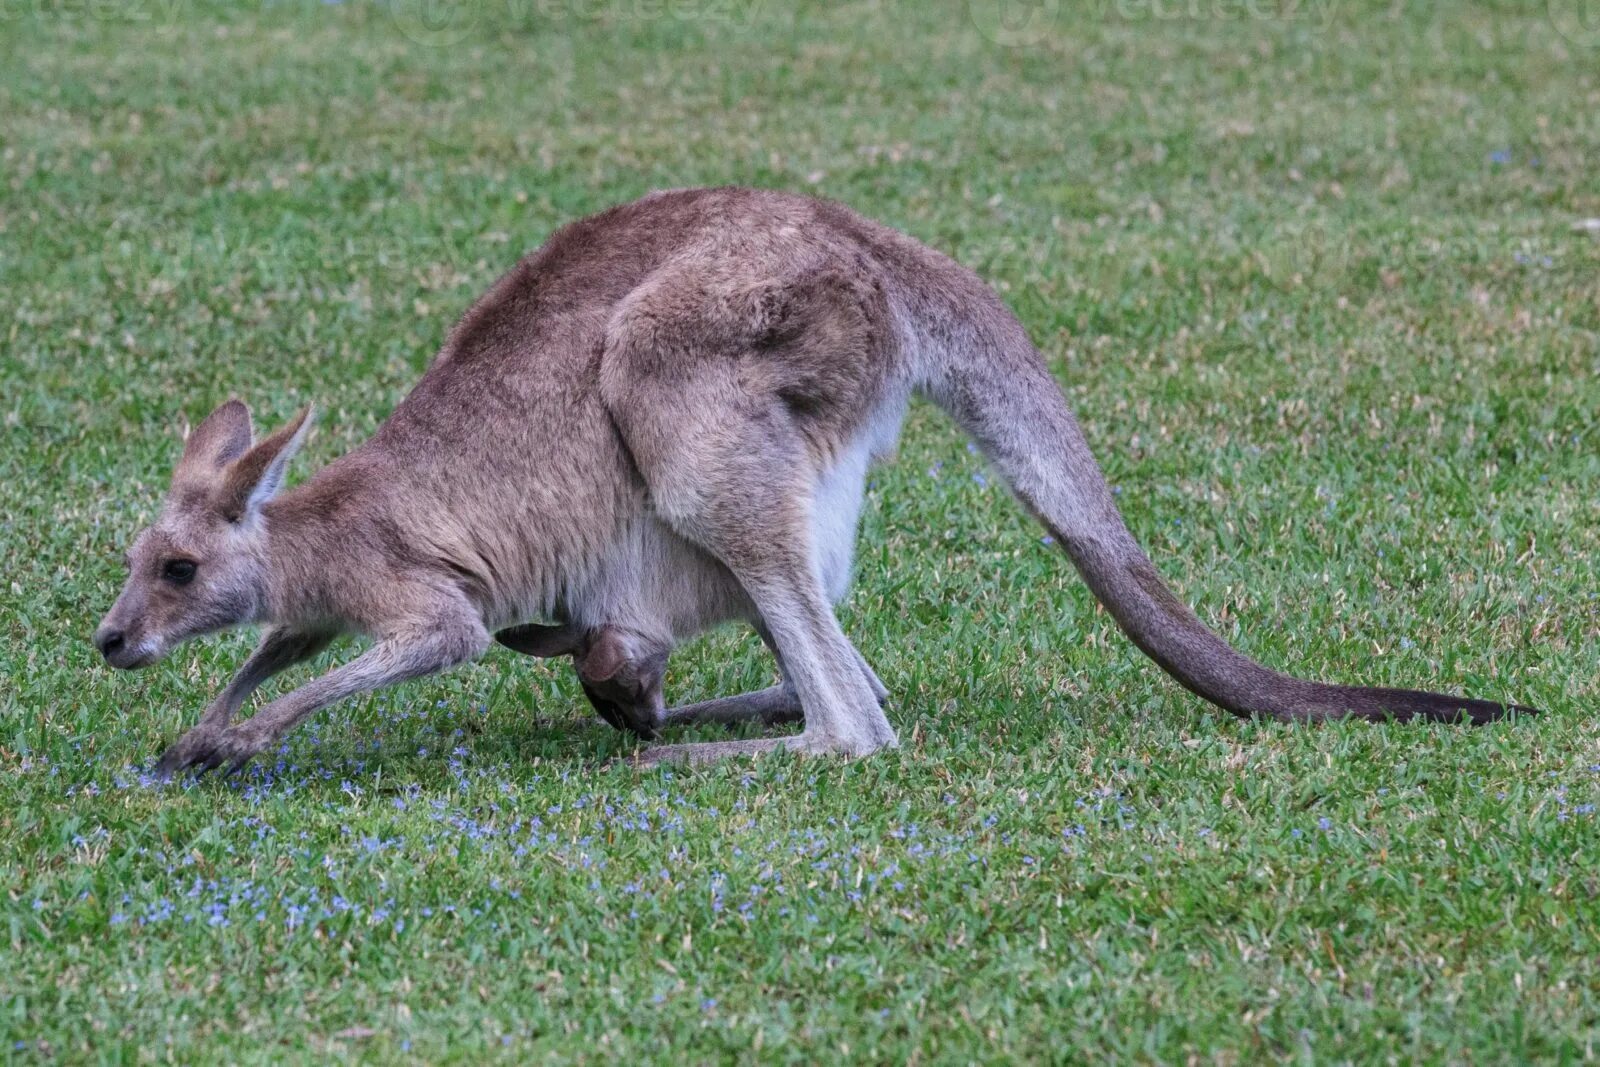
[162, 559, 197, 584]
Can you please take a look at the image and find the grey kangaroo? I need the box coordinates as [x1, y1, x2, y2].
[93, 187, 1536, 775]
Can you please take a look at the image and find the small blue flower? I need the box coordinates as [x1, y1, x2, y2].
[1489, 149, 1511, 164]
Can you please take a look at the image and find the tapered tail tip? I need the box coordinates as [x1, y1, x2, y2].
[1457, 700, 1541, 725]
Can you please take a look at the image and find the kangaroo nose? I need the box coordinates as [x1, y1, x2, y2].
[96, 628, 126, 660]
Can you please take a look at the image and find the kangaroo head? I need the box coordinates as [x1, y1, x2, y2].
[95, 399, 312, 669]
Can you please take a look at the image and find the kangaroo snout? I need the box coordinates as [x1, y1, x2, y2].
[95, 626, 125, 659]
[95, 620, 154, 670]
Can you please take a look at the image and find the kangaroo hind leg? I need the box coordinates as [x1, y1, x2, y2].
[600, 252, 899, 765]
[604, 396, 895, 763]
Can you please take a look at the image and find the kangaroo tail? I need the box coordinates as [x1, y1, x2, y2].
[922, 312, 1535, 724]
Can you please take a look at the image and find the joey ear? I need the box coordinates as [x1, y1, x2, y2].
[576, 628, 630, 685]
[495, 623, 584, 658]
[178, 398, 254, 475]
[216, 405, 314, 521]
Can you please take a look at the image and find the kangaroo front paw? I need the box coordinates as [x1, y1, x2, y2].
[153, 726, 267, 780]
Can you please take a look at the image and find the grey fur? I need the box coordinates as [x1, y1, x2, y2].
[90, 187, 1535, 777]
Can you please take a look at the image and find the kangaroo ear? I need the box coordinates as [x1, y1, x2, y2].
[216, 405, 314, 522]
[178, 399, 254, 475]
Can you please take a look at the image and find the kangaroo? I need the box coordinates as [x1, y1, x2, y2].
[93, 187, 1536, 776]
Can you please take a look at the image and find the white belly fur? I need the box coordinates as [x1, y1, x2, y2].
[813, 391, 908, 603]
[551, 391, 908, 639]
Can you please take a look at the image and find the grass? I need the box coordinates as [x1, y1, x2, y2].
[3, 0, 1599, 1060]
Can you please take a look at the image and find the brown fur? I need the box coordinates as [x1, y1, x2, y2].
[92, 187, 1536, 777]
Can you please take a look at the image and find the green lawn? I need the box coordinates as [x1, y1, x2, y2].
[3, 0, 1599, 1060]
